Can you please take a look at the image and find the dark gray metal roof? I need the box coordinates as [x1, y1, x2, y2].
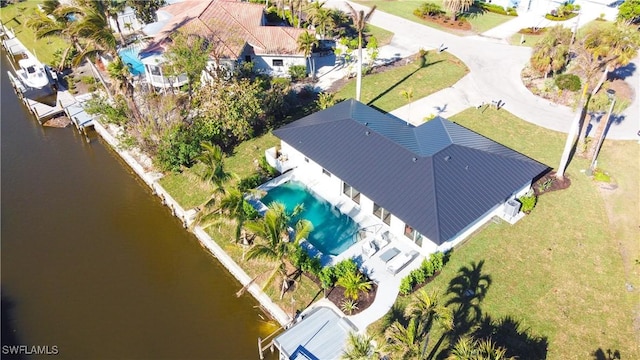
[273, 100, 549, 245]
[274, 307, 356, 360]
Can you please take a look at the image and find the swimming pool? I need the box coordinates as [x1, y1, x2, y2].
[118, 48, 145, 76]
[260, 181, 359, 256]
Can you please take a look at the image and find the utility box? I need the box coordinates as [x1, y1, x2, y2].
[504, 199, 521, 218]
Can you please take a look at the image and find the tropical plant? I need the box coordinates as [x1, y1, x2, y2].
[414, 2, 445, 17]
[443, 0, 473, 20]
[447, 336, 514, 360]
[617, 0, 640, 24]
[297, 30, 319, 78]
[518, 191, 537, 213]
[401, 88, 414, 119]
[345, 3, 376, 102]
[340, 299, 359, 315]
[97, 0, 127, 44]
[384, 318, 424, 359]
[306, 1, 333, 39]
[27, 1, 115, 97]
[406, 290, 453, 356]
[244, 202, 313, 298]
[530, 26, 572, 77]
[342, 332, 377, 360]
[316, 92, 338, 109]
[127, 0, 165, 24]
[336, 269, 372, 300]
[554, 73, 581, 92]
[195, 141, 231, 197]
[164, 32, 212, 97]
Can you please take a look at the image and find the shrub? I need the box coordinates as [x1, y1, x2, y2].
[399, 276, 414, 295]
[422, 258, 435, 278]
[411, 268, 426, 285]
[430, 252, 444, 272]
[272, 76, 291, 88]
[238, 173, 266, 192]
[242, 200, 259, 220]
[414, 2, 444, 17]
[518, 190, 537, 213]
[479, 2, 518, 16]
[258, 155, 278, 177]
[593, 169, 611, 183]
[555, 74, 581, 92]
[288, 65, 307, 81]
[334, 258, 358, 279]
[80, 75, 96, 85]
[318, 266, 336, 289]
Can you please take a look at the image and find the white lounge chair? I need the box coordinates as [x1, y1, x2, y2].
[373, 233, 390, 250]
[362, 237, 378, 258]
[386, 250, 419, 275]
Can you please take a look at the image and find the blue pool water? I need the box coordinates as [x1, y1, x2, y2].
[118, 48, 145, 76]
[261, 181, 359, 256]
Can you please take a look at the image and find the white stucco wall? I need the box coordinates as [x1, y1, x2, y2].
[249, 54, 307, 77]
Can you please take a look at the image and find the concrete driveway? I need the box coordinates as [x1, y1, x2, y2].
[323, 0, 639, 140]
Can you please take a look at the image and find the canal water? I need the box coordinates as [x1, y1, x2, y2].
[1, 52, 278, 359]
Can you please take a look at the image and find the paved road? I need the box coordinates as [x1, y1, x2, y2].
[323, 0, 639, 140]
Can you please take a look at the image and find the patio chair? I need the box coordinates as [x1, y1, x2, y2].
[386, 250, 419, 275]
[361, 237, 378, 258]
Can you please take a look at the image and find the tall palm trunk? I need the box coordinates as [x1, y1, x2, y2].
[556, 85, 588, 180]
[356, 34, 363, 101]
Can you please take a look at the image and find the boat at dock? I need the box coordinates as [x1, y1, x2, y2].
[16, 56, 54, 91]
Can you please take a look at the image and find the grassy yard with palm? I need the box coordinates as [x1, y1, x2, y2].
[334, 50, 468, 111]
[0, 1, 68, 66]
[369, 107, 639, 359]
[354, 0, 514, 34]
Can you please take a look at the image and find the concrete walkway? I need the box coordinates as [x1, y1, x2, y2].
[324, 0, 639, 140]
[309, 0, 640, 333]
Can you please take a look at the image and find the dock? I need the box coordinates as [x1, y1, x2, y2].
[2, 21, 95, 138]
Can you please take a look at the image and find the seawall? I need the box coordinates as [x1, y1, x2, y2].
[92, 119, 293, 328]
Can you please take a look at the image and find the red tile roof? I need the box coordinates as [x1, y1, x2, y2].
[151, 0, 311, 58]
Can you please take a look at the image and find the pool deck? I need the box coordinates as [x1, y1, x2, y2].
[262, 170, 430, 332]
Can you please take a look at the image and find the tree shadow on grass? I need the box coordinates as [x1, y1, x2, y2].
[473, 315, 549, 359]
[592, 348, 621, 359]
[446, 260, 492, 338]
[366, 59, 445, 108]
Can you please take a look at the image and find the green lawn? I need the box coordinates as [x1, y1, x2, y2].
[369, 107, 640, 359]
[354, 0, 514, 34]
[508, 31, 545, 47]
[365, 24, 394, 47]
[334, 50, 468, 112]
[0, 1, 69, 66]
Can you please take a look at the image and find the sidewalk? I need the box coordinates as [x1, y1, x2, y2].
[323, 0, 639, 140]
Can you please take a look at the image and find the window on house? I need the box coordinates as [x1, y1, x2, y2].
[150, 66, 161, 76]
[322, 168, 331, 177]
[373, 203, 391, 225]
[404, 225, 423, 247]
[342, 182, 361, 204]
[272, 59, 284, 67]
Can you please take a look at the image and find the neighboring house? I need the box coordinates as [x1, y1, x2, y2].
[267, 100, 549, 254]
[137, 0, 312, 89]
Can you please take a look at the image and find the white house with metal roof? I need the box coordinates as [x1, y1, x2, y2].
[267, 100, 549, 256]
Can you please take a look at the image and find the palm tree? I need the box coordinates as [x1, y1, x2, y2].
[342, 332, 377, 360]
[406, 290, 453, 357]
[297, 30, 319, 78]
[244, 202, 313, 298]
[196, 187, 254, 244]
[400, 88, 414, 120]
[195, 141, 231, 195]
[306, 1, 332, 39]
[530, 26, 571, 77]
[447, 337, 513, 360]
[336, 270, 372, 300]
[26, 2, 115, 98]
[345, 3, 376, 102]
[384, 318, 424, 359]
[97, 0, 128, 45]
[442, 0, 473, 21]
